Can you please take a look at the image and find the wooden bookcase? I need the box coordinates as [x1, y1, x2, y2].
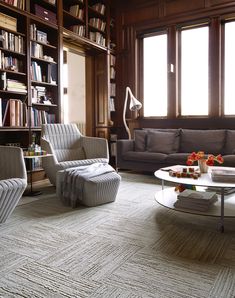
[0, 0, 116, 177]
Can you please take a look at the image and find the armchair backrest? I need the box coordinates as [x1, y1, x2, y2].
[0, 146, 27, 180]
[41, 124, 86, 162]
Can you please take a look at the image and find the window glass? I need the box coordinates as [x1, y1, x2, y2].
[224, 21, 235, 115]
[143, 34, 167, 117]
[181, 26, 209, 116]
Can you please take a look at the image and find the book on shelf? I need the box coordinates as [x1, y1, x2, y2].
[174, 189, 218, 212]
[0, 98, 2, 126]
[6, 79, 27, 93]
[109, 97, 115, 112]
[89, 32, 105, 46]
[0, 12, 17, 32]
[91, 3, 105, 15]
[1, 0, 25, 10]
[69, 25, 85, 37]
[2, 98, 26, 127]
[47, 64, 57, 84]
[0, 51, 23, 72]
[0, 30, 24, 54]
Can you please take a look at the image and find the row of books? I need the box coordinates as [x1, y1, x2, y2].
[0, 98, 27, 127]
[31, 86, 46, 104]
[110, 66, 116, 80]
[30, 108, 55, 127]
[31, 42, 44, 59]
[109, 97, 115, 112]
[30, 24, 48, 45]
[0, 75, 27, 93]
[89, 32, 105, 46]
[91, 3, 105, 15]
[25, 157, 43, 171]
[30, 61, 57, 84]
[70, 25, 85, 37]
[69, 5, 84, 20]
[89, 18, 106, 32]
[110, 54, 116, 66]
[110, 83, 116, 97]
[0, 30, 24, 54]
[0, 51, 23, 72]
[1, 0, 25, 10]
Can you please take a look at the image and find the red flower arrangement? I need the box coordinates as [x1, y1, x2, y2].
[187, 151, 224, 166]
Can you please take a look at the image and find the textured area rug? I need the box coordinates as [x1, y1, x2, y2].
[0, 171, 235, 297]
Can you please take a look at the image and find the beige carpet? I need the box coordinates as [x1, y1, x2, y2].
[0, 172, 235, 297]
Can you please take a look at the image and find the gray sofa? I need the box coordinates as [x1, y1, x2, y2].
[116, 128, 235, 172]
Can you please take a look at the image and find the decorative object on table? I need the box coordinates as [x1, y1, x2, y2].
[174, 189, 218, 211]
[175, 183, 196, 193]
[123, 86, 142, 139]
[169, 166, 201, 179]
[187, 151, 224, 173]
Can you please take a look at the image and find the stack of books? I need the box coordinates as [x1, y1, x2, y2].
[174, 189, 218, 212]
[211, 168, 235, 183]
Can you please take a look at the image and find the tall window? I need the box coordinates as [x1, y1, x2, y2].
[224, 21, 235, 115]
[143, 33, 167, 117]
[180, 26, 209, 116]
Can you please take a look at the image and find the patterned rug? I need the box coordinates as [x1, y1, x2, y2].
[0, 171, 235, 297]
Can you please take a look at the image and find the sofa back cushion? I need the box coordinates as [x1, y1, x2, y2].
[180, 129, 226, 154]
[224, 130, 235, 155]
[146, 130, 178, 154]
[134, 130, 147, 152]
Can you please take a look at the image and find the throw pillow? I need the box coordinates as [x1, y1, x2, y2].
[180, 129, 225, 154]
[224, 130, 235, 155]
[134, 130, 147, 152]
[146, 131, 177, 154]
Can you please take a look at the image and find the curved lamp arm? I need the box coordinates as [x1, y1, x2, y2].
[123, 87, 142, 139]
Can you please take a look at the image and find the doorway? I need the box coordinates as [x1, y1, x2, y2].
[62, 46, 86, 134]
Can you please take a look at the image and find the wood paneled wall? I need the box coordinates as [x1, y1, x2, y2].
[115, 0, 235, 133]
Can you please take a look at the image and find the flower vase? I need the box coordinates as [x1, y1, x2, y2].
[198, 159, 208, 173]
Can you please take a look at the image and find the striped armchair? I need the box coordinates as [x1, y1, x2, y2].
[40, 124, 109, 185]
[0, 146, 27, 224]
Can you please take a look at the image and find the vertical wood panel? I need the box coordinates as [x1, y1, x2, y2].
[209, 17, 221, 117]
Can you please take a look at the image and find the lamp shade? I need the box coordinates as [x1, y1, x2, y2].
[123, 86, 142, 139]
[129, 94, 142, 111]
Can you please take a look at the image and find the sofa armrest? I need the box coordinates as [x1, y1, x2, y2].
[117, 139, 134, 154]
[116, 139, 134, 169]
[81, 136, 109, 160]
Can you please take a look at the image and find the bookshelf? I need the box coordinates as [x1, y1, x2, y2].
[0, 0, 116, 178]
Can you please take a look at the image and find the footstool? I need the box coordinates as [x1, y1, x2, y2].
[56, 164, 121, 207]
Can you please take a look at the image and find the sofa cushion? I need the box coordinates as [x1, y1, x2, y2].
[166, 153, 190, 165]
[147, 131, 177, 154]
[224, 130, 235, 155]
[134, 130, 146, 152]
[180, 129, 226, 154]
[123, 151, 167, 163]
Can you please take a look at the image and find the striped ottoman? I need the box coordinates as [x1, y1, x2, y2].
[56, 165, 121, 207]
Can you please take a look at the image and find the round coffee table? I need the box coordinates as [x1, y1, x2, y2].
[154, 165, 235, 232]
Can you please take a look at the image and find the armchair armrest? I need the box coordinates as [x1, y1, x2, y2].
[81, 136, 109, 160]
